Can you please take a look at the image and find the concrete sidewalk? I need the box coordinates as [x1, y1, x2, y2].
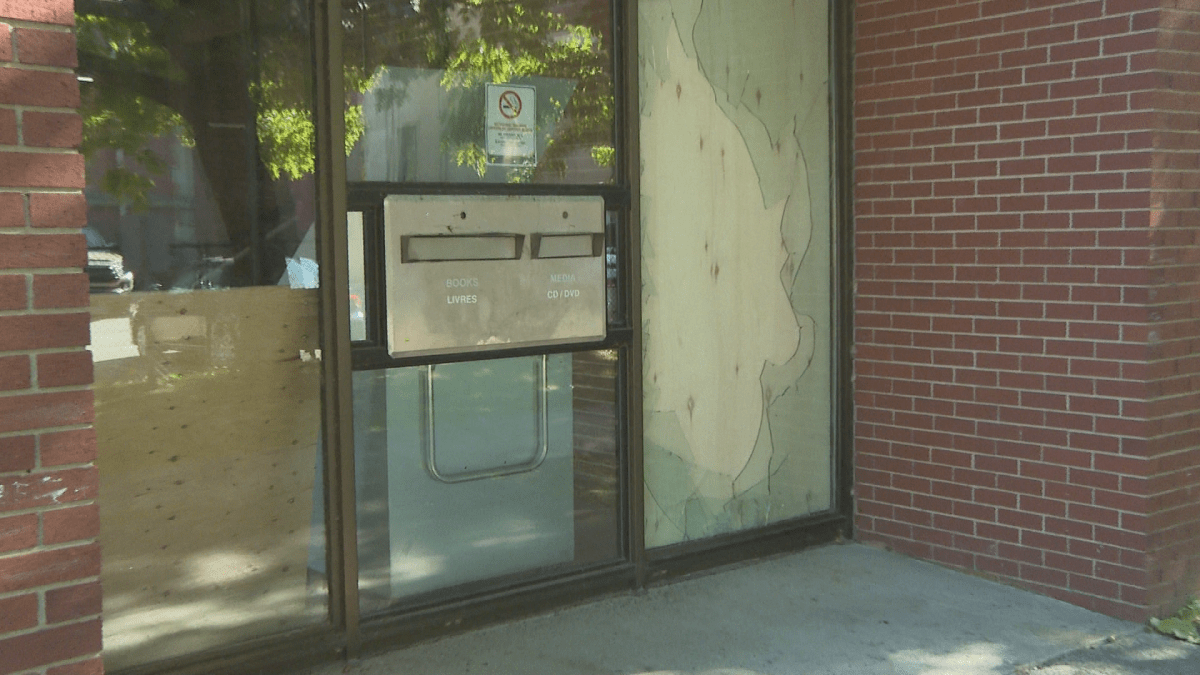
[301, 543, 1200, 675]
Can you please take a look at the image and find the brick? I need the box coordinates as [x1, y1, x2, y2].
[42, 504, 99, 545]
[32, 272, 87, 309]
[14, 26, 75, 67]
[0, 68, 78, 110]
[1022, 563, 1070, 588]
[21, 111, 81, 149]
[0, 467, 97, 511]
[0, 151, 83, 189]
[0, 619, 101, 674]
[0, 108, 14, 145]
[0, 513, 36, 553]
[1070, 572, 1120, 599]
[36, 350, 94, 388]
[39, 428, 96, 467]
[0, 312, 89, 351]
[0, 233, 85, 269]
[47, 658, 105, 675]
[0, 273, 24, 309]
[28, 192, 85, 229]
[0, 389, 93, 434]
[978, 554, 1022, 578]
[0, 593, 36, 633]
[0, 435, 34, 473]
[0, 0, 75, 25]
[0, 543, 99, 596]
[932, 545, 975, 568]
[0, 193, 23, 228]
[0, 353, 30, 391]
[44, 581, 102, 625]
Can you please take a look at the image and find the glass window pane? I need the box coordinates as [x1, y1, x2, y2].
[78, 1, 329, 668]
[342, 0, 616, 185]
[348, 211, 367, 341]
[639, 0, 835, 546]
[78, 3, 321, 292]
[354, 350, 620, 611]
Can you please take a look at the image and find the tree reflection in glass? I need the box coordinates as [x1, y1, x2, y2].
[342, 0, 616, 184]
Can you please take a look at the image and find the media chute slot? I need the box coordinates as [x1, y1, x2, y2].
[531, 233, 602, 259]
[402, 234, 524, 262]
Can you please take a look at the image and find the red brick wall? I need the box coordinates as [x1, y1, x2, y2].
[852, 0, 1191, 621]
[0, 1, 103, 674]
[1143, 0, 1200, 616]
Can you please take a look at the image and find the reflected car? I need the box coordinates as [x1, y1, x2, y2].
[170, 256, 235, 290]
[84, 227, 134, 293]
[86, 251, 134, 293]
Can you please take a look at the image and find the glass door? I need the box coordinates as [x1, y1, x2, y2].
[339, 0, 631, 616]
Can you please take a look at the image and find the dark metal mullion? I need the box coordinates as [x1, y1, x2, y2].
[245, 0, 263, 284]
[358, 562, 638, 655]
[610, 0, 627, 189]
[361, 204, 388, 347]
[110, 625, 343, 675]
[366, 556, 631, 618]
[617, 0, 646, 587]
[645, 512, 849, 583]
[347, 181, 630, 203]
[313, 0, 361, 659]
[616, 343, 634, 559]
[831, 0, 856, 536]
[349, 326, 635, 370]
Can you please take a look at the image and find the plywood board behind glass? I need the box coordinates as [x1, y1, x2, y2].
[76, 0, 327, 669]
[639, 0, 835, 545]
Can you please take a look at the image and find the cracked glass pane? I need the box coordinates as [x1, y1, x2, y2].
[640, 0, 834, 547]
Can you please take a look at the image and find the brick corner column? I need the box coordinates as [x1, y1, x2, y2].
[1141, 0, 1200, 620]
[851, 0, 1185, 622]
[0, 1, 103, 674]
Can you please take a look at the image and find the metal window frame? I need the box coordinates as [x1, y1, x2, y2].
[337, 0, 642, 644]
[105, 1, 855, 672]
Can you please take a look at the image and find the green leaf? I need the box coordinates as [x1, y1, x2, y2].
[101, 168, 157, 212]
[1150, 617, 1200, 644]
[451, 143, 488, 177]
[590, 145, 615, 167]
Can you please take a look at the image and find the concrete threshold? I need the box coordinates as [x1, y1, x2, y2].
[300, 543, 1200, 675]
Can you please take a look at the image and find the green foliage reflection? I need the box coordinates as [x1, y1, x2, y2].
[343, 0, 614, 181]
[74, 0, 613, 285]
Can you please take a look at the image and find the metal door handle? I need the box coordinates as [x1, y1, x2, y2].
[422, 355, 550, 483]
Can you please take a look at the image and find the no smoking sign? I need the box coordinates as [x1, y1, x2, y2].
[486, 83, 537, 166]
[498, 90, 523, 119]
